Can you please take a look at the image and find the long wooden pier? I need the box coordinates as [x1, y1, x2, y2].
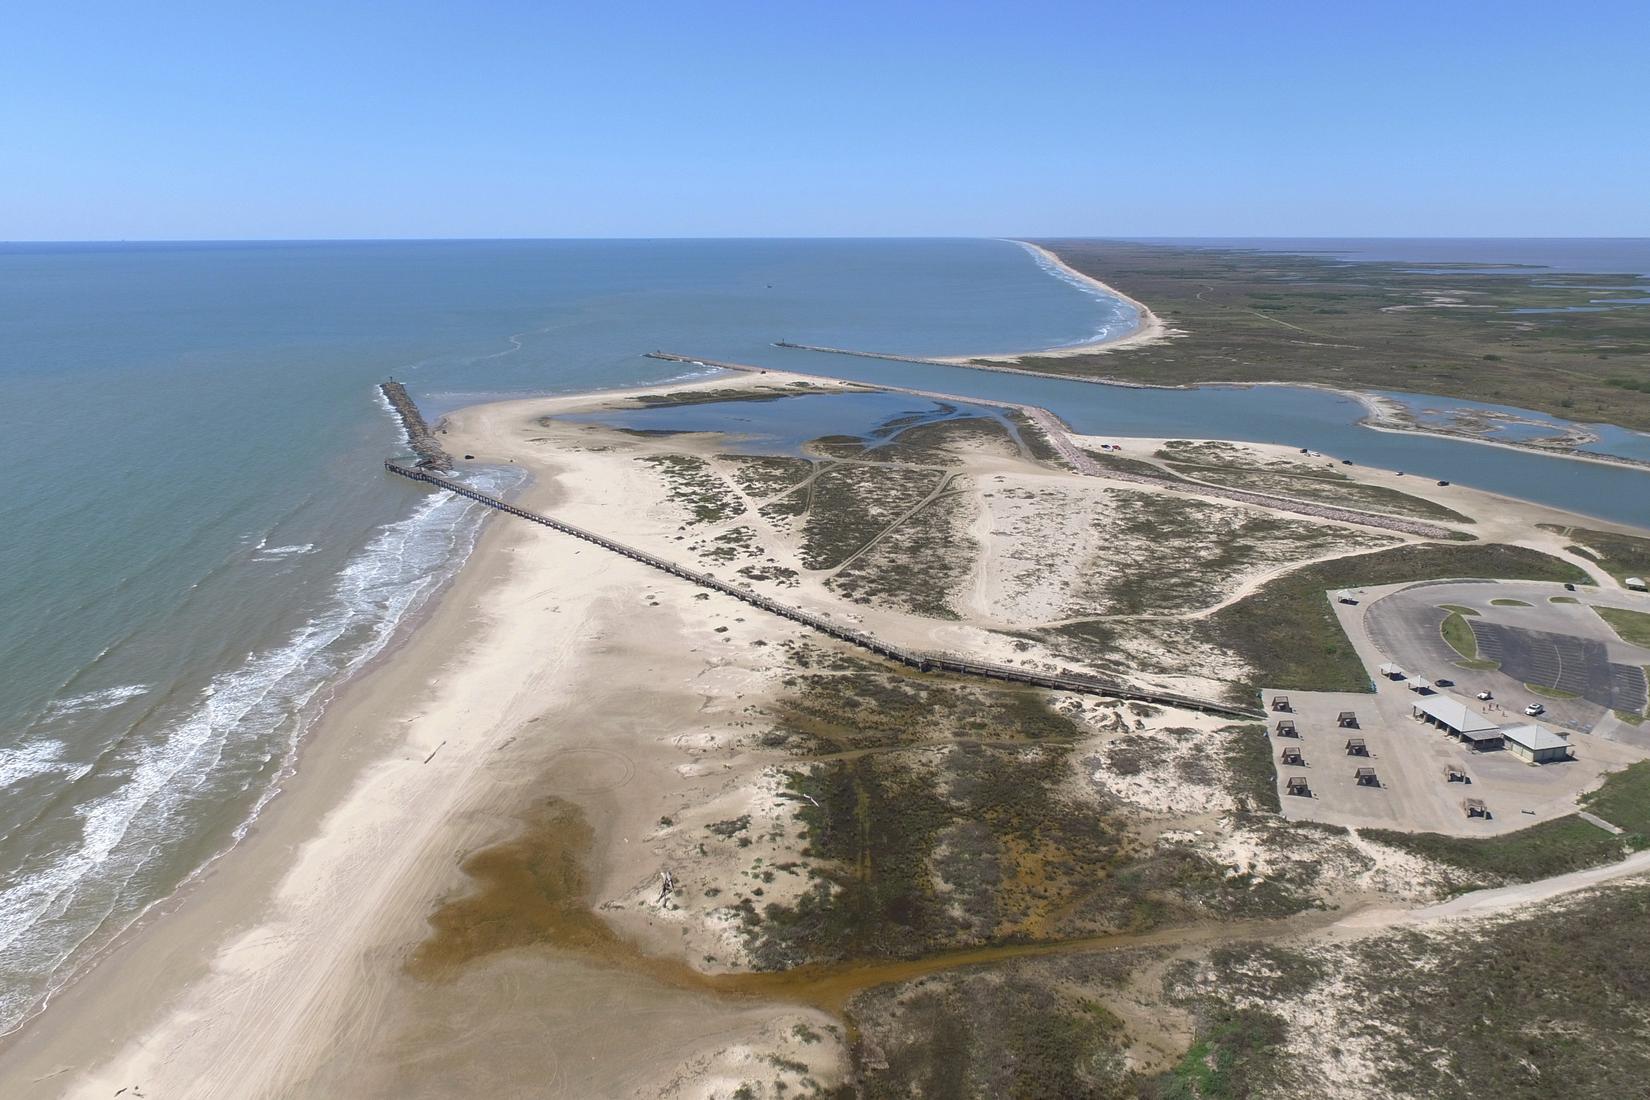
[385, 461, 1261, 720]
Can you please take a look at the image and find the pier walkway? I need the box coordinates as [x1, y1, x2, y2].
[385, 461, 1260, 720]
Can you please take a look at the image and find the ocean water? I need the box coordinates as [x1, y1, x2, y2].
[0, 237, 1123, 1033]
[2, 236, 1648, 1038]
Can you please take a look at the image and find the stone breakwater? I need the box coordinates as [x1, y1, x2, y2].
[379, 381, 452, 470]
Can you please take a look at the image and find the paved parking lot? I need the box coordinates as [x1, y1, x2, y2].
[1259, 579, 1650, 835]
[1471, 622, 1647, 713]
[1362, 579, 1650, 738]
[1260, 683, 1637, 835]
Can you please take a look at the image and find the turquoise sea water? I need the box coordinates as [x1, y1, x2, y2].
[0, 237, 1129, 1033]
[2, 237, 1649, 1036]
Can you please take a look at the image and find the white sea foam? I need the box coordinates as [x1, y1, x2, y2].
[0, 468, 515, 1032]
[254, 543, 317, 559]
[0, 740, 91, 791]
[1011, 240, 1141, 347]
[43, 684, 150, 717]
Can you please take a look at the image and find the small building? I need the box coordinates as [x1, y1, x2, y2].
[1378, 662, 1405, 680]
[1274, 718, 1298, 738]
[1281, 746, 1305, 766]
[1353, 766, 1380, 786]
[1337, 710, 1359, 728]
[1412, 697, 1500, 747]
[1272, 695, 1292, 712]
[1502, 723, 1572, 764]
[1345, 737, 1368, 756]
[1405, 677, 1433, 694]
[1286, 776, 1312, 797]
[1462, 797, 1490, 819]
[1455, 727, 1506, 752]
[1626, 576, 1648, 592]
[1444, 764, 1469, 783]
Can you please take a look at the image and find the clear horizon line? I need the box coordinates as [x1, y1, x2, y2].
[4, 233, 1650, 247]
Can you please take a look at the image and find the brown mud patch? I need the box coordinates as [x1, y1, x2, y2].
[407, 798, 1347, 1017]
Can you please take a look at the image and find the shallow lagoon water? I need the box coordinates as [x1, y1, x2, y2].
[571, 391, 1018, 457]
[760, 348, 1650, 529]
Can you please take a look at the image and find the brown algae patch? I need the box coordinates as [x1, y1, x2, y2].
[405, 796, 1325, 1017]
[406, 798, 622, 980]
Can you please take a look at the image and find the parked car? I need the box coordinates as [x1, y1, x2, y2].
[1564, 583, 1576, 591]
[1476, 690, 1493, 701]
[1525, 702, 1546, 716]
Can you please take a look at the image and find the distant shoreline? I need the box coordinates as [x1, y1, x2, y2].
[945, 241, 1175, 361]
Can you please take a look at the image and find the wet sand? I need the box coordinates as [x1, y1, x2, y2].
[0, 378, 846, 1098]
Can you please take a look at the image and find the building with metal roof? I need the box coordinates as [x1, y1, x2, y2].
[1501, 723, 1571, 764]
[1412, 696, 1499, 736]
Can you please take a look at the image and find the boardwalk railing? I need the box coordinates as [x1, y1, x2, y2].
[386, 461, 1261, 720]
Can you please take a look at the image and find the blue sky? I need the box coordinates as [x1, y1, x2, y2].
[3, 1, 1646, 239]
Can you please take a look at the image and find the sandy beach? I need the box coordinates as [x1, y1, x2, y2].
[5, 366, 1647, 1099]
[935, 241, 1175, 362]
[0, 377, 847, 1099]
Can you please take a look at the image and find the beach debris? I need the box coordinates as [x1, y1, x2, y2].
[422, 740, 446, 765]
[659, 869, 676, 903]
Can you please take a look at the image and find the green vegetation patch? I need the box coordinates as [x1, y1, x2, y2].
[748, 656, 1323, 969]
[1550, 595, 1580, 604]
[849, 953, 1151, 1100]
[1205, 543, 1589, 697]
[639, 454, 747, 525]
[1538, 523, 1650, 584]
[1165, 462, 1474, 525]
[828, 482, 974, 619]
[1361, 816, 1627, 889]
[1580, 759, 1650, 844]
[867, 415, 1023, 465]
[1489, 597, 1532, 607]
[1438, 602, 1481, 616]
[1021, 240, 1650, 434]
[1441, 612, 1479, 661]
[719, 453, 815, 500]
[1220, 724, 1281, 814]
[624, 385, 813, 409]
[1003, 410, 1064, 463]
[1075, 487, 1394, 617]
[1165, 884, 1650, 1099]
[1524, 682, 1579, 700]
[1158, 1006, 1289, 1100]
[797, 464, 942, 569]
[1593, 604, 1650, 647]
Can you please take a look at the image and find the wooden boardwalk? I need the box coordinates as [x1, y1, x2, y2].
[385, 461, 1261, 720]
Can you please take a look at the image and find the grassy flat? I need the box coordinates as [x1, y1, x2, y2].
[1489, 598, 1532, 607]
[1525, 682, 1580, 700]
[1441, 612, 1478, 660]
[1538, 524, 1650, 585]
[1207, 543, 1587, 696]
[1438, 602, 1480, 616]
[1550, 595, 1580, 604]
[1594, 605, 1650, 647]
[1023, 241, 1650, 434]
